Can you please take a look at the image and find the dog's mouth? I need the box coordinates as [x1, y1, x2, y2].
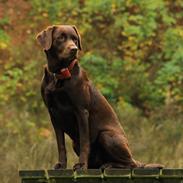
[58, 52, 77, 63]
[68, 52, 77, 61]
[51, 55, 76, 73]
[47, 47, 77, 73]
[59, 49, 77, 60]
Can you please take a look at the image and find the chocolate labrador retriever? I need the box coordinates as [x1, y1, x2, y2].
[36, 25, 163, 170]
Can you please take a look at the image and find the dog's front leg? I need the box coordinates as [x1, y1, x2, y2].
[74, 108, 90, 170]
[54, 128, 67, 169]
[50, 114, 67, 169]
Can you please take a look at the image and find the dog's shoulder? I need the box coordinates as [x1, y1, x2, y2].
[41, 65, 50, 88]
[79, 67, 89, 82]
[43, 64, 50, 79]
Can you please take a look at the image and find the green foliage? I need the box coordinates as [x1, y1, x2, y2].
[81, 53, 121, 100]
[154, 27, 183, 104]
[0, 29, 9, 41]
[0, 29, 10, 49]
[0, 16, 10, 44]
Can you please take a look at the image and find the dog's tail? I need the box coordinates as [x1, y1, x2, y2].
[135, 159, 164, 168]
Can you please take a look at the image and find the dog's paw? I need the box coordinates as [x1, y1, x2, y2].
[100, 163, 113, 170]
[54, 162, 66, 169]
[73, 163, 86, 171]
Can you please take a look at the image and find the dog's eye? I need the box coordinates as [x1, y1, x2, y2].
[58, 34, 66, 42]
[72, 36, 78, 44]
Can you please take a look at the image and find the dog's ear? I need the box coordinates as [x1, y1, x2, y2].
[72, 25, 82, 50]
[36, 26, 55, 51]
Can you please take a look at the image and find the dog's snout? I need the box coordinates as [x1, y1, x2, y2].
[71, 47, 78, 51]
[69, 46, 78, 54]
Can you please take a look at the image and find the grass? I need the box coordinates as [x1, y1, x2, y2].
[0, 102, 183, 183]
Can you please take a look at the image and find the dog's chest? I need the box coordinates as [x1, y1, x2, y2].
[49, 88, 74, 113]
[46, 87, 79, 138]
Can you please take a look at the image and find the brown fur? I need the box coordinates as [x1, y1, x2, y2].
[37, 25, 163, 170]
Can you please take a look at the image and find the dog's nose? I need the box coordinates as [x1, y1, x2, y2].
[70, 47, 78, 54]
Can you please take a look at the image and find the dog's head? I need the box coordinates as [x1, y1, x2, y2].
[36, 25, 82, 71]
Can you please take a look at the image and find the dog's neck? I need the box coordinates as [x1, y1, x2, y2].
[46, 59, 78, 81]
[45, 51, 79, 81]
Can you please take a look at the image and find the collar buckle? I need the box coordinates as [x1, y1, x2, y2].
[53, 73, 58, 83]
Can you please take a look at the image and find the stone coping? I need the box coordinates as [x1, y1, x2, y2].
[19, 168, 183, 183]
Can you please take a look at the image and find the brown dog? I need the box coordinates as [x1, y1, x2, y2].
[36, 25, 163, 170]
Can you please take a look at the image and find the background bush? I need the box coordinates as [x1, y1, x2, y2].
[0, 0, 183, 182]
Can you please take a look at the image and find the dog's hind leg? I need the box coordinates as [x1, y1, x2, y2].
[98, 130, 138, 168]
